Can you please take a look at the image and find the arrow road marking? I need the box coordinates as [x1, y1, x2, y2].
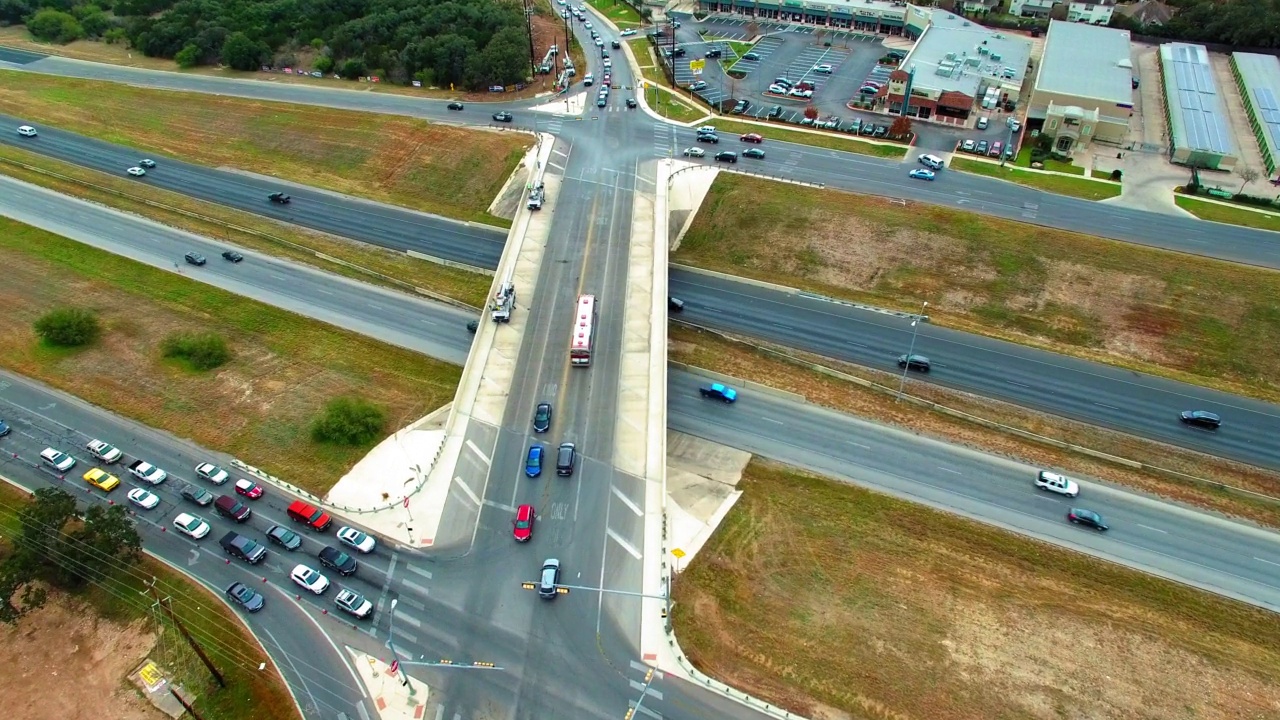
[188, 549, 199, 566]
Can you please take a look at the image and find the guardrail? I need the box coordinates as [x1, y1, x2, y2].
[671, 320, 1280, 507]
[0, 157, 483, 310]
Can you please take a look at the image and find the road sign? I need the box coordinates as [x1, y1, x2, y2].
[403, 496, 410, 508]
[689, 59, 705, 73]
[671, 548, 686, 559]
[389, 659, 399, 674]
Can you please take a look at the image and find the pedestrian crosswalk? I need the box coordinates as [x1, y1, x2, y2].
[652, 123, 675, 158]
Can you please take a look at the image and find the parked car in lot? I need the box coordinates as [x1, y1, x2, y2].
[1180, 410, 1222, 429]
[961, 139, 977, 152]
[699, 383, 737, 403]
[768, 83, 788, 94]
[1066, 508, 1108, 531]
[742, 52, 760, 61]
[1036, 471, 1079, 497]
[767, 105, 783, 118]
[689, 80, 707, 91]
[989, 141, 1003, 157]
[909, 168, 935, 181]
[897, 354, 931, 372]
[812, 63, 833, 73]
[976, 116, 989, 130]
[976, 140, 989, 155]
[731, 100, 749, 114]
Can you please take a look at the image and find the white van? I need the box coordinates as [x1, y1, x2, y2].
[1035, 471, 1079, 497]
[918, 153, 945, 170]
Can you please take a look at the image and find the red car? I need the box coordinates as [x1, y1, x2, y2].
[513, 504, 535, 542]
[234, 478, 264, 499]
[740, 133, 763, 143]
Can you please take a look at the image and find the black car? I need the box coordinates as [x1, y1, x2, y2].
[714, 151, 738, 163]
[767, 105, 783, 119]
[742, 148, 765, 159]
[731, 99, 749, 114]
[225, 582, 265, 612]
[138, 159, 157, 168]
[1066, 508, 1109, 531]
[184, 252, 206, 266]
[533, 402, 552, 433]
[668, 297, 684, 312]
[493, 111, 513, 122]
[1179, 410, 1222, 429]
[447, 101, 464, 110]
[181, 483, 214, 506]
[611, 40, 621, 49]
[467, 320, 479, 334]
[696, 133, 719, 144]
[268, 192, 291, 204]
[222, 250, 244, 263]
[898, 354, 931, 372]
[705, 48, 722, 58]
[626, 97, 637, 109]
[597, 97, 607, 108]
[266, 524, 302, 551]
[319, 545, 358, 576]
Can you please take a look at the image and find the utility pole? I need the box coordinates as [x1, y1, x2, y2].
[148, 579, 226, 688]
[522, 0, 537, 81]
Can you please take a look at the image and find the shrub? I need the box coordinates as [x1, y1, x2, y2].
[27, 9, 83, 44]
[1110, 168, 1123, 181]
[310, 397, 386, 446]
[161, 331, 231, 370]
[33, 307, 100, 347]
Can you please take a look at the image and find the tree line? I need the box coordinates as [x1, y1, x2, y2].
[3, 0, 537, 89]
[1110, 0, 1280, 49]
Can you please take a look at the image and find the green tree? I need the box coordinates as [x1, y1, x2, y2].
[76, 6, 111, 37]
[311, 396, 386, 446]
[338, 57, 366, 79]
[174, 42, 200, 67]
[313, 54, 334, 74]
[33, 307, 101, 347]
[63, 504, 142, 588]
[27, 8, 84, 44]
[220, 31, 268, 70]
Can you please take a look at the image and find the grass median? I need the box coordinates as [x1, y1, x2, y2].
[948, 155, 1121, 200]
[0, 146, 492, 307]
[674, 458, 1280, 720]
[645, 87, 707, 123]
[0, 69, 529, 225]
[587, 0, 642, 25]
[0, 218, 461, 495]
[1175, 195, 1280, 233]
[0, 482, 298, 720]
[669, 323, 1280, 527]
[676, 174, 1280, 402]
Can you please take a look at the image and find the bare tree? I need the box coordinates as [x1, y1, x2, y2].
[814, 29, 827, 47]
[745, 21, 760, 39]
[1236, 165, 1260, 194]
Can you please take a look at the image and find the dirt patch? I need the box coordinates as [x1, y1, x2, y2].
[0, 591, 161, 720]
[0, 69, 530, 224]
[0, 219, 460, 494]
[674, 461, 1280, 720]
[676, 174, 1280, 400]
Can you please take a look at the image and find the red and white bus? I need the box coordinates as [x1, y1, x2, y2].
[569, 294, 597, 366]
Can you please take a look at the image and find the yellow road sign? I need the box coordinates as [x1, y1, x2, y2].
[672, 548, 686, 559]
[689, 59, 705, 73]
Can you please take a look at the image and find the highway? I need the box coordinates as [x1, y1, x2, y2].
[5, 147, 1277, 473]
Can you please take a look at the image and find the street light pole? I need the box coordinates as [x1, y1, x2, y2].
[387, 599, 416, 695]
[896, 301, 928, 401]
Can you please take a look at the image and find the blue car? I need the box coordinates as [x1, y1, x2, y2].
[909, 169, 935, 181]
[699, 383, 737, 403]
[525, 444, 544, 477]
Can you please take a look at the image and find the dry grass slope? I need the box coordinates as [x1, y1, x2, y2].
[674, 460, 1280, 720]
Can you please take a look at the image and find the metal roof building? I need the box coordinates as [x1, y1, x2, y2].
[1027, 21, 1134, 149]
[1158, 42, 1238, 170]
[1231, 52, 1280, 180]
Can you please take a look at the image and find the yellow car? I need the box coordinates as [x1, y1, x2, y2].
[83, 468, 121, 492]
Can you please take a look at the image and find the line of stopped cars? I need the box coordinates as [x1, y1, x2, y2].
[31, 434, 380, 618]
[682, 126, 766, 163]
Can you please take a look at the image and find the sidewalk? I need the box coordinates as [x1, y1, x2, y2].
[348, 650, 429, 720]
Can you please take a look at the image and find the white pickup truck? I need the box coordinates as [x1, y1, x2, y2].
[85, 439, 123, 463]
[128, 459, 168, 485]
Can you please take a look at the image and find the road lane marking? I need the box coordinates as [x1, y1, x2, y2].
[760, 416, 784, 425]
[1255, 557, 1280, 568]
[404, 564, 433, 581]
[465, 439, 491, 466]
[392, 628, 419, 645]
[1006, 380, 1030, 387]
[399, 577, 430, 597]
[844, 440, 870, 450]
[937, 467, 961, 474]
[1137, 524, 1168, 534]
[607, 528, 642, 560]
[1094, 402, 1121, 410]
[628, 704, 662, 719]
[394, 609, 422, 628]
[483, 499, 517, 513]
[630, 679, 664, 700]
[612, 485, 643, 517]
[394, 594, 426, 611]
[451, 475, 482, 508]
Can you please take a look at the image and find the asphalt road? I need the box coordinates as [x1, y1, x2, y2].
[0, 112, 507, 269]
[670, 269, 1280, 471]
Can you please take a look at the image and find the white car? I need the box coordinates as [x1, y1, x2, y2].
[40, 447, 77, 472]
[337, 526, 377, 553]
[768, 84, 788, 94]
[127, 488, 160, 510]
[683, 147, 706, 158]
[620, 28, 636, 36]
[334, 588, 373, 618]
[173, 513, 211, 539]
[129, 460, 168, 485]
[85, 439, 123, 463]
[126, 166, 147, 177]
[291, 564, 331, 594]
[584, 21, 592, 28]
[594, 38, 603, 47]
[696, 125, 716, 134]
[603, 58, 612, 68]
[1035, 471, 1080, 498]
[17, 125, 37, 137]
[812, 63, 833, 73]
[195, 462, 229, 484]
